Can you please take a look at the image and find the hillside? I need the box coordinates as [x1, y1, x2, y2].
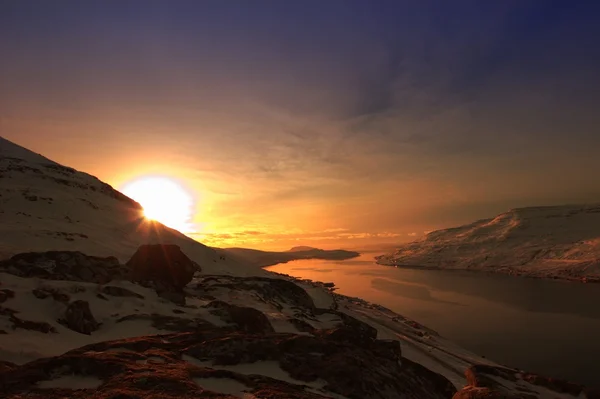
[0, 136, 252, 276]
[376, 205, 600, 281]
[221, 247, 359, 268]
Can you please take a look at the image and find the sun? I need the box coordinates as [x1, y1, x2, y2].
[121, 176, 195, 233]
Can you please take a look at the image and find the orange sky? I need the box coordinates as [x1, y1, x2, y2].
[2, 2, 600, 250]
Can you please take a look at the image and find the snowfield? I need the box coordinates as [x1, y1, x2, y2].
[377, 205, 600, 282]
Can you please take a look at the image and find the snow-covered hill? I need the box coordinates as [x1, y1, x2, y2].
[220, 247, 359, 268]
[0, 136, 252, 276]
[377, 205, 600, 281]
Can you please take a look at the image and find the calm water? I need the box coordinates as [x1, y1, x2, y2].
[266, 253, 600, 388]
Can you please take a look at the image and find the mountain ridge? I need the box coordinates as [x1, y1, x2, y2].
[377, 204, 600, 281]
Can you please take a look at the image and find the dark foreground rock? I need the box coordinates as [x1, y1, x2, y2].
[127, 244, 198, 290]
[60, 300, 99, 335]
[191, 275, 317, 311]
[453, 364, 600, 399]
[0, 251, 127, 283]
[206, 300, 276, 334]
[0, 325, 456, 399]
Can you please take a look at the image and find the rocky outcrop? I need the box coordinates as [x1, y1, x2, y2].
[127, 244, 198, 290]
[0, 251, 127, 283]
[60, 300, 99, 335]
[453, 364, 600, 399]
[192, 275, 317, 311]
[0, 325, 457, 399]
[206, 300, 275, 334]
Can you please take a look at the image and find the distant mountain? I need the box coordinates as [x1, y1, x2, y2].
[287, 246, 318, 252]
[376, 205, 600, 282]
[220, 246, 359, 268]
[0, 136, 251, 276]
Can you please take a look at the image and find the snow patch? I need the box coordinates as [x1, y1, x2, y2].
[193, 377, 250, 397]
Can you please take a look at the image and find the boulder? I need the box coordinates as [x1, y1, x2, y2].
[207, 300, 275, 334]
[126, 244, 198, 290]
[61, 300, 99, 335]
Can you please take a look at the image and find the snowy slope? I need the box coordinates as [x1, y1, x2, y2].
[377, 205, 600, 281]
[0, 136, 254, 276]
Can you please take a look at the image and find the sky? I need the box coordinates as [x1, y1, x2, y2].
[1, 1, 600, 250]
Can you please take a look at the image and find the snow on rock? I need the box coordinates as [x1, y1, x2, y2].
[377, 205, 600, 282]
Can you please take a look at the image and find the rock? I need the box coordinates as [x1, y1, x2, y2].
[453, 364, 600, 399]
[127, 244, 198, 290]
[0, 361, 15, 373]
[32, 288, 70, 303]
[0, 326, 455, 399]
[289, 318, 315, 333]
[157, 289, 186, 306]
[207, 301, 275, 334]
[61, 300, 99, 335]
[0, 289, 15, 303]
[10, 314, 56, 333]
[100, 286, 144, 299]
[0, 251, 126, 283]
[453, 386, 510, 398]
[315, 309, 378, 341]
[193, 275, 316, 311]
[116, 314, 214, 332]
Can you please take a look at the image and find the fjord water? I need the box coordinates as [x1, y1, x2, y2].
[266, 253, 600, 388]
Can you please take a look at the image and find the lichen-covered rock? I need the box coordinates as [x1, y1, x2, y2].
[0, 326, 456, 399]
[126, 244, 198, 290]
[61, 300, 99, 335]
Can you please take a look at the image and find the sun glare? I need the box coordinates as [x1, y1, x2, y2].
[121, 176, 194, 233]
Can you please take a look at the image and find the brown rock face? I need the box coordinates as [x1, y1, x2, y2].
[126, 244, 198, 290]
[61, 300, 99, 335]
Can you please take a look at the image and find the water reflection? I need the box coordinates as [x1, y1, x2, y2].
[266, 254, 600, 388]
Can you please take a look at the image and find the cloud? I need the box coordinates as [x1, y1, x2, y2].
[407, 232, 417, 237]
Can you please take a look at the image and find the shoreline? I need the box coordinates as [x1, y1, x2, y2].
[263, 257, 600, 391]
[375, 259, 600, 284]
